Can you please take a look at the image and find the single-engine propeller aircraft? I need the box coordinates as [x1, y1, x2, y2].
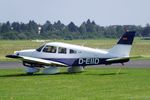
[6, 31, 136, 74]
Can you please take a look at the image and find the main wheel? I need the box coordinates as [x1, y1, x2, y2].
[67, 66, 84, 73]
[42, 67, 60, 74]
[25, 67, 40, 74]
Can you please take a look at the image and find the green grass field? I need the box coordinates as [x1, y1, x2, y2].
[0, 38, 150, 61]
[0, 38, 150, 100]
[0, 68, 150, 100]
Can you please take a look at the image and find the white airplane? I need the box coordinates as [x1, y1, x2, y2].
[6, 31, 136, 74]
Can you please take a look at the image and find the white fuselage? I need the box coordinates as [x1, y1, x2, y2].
[13, 42, 130, 67]
[15, 42, 117, 59]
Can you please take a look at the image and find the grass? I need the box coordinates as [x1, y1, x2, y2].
[0, 38, 150, 100]
[0, 67, 150, 100]
[0, 38, 150, 61]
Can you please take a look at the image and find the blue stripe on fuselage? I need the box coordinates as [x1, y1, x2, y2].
[43, 58, 129, 66]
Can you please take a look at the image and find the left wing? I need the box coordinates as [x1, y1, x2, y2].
[6, 55, 67, 67]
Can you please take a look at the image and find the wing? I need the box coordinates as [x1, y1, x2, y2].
[6, 55, 67, 67]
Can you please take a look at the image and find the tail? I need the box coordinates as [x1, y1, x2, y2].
[108, 31, 136, 57]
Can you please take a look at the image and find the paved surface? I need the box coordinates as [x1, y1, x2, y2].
[0, 60, 150, 69]
[0, 61, 24, 69]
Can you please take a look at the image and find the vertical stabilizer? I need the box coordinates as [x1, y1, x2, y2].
[108, 31, 136, 57]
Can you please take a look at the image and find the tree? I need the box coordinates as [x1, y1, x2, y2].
[142, 23, 150, 37]
[41, 20, 53, 34]
[53, 20, 65, 31]
[12, 22, 20, 32]
[0, 20, 147, 40]
[85, 19, 97, 32]
[27, 20, 38, 33]
[1, 21, 11, 33]
[20, 23, 28, 32]
[79, 22, 87, 33]
[68, 22, 78, 32]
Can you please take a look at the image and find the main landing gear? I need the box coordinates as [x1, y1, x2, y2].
[25, 67, 40, 75]
[25, 66, 60, 75]
[67, 66, 84, 73]
[25, 66, 85, 74]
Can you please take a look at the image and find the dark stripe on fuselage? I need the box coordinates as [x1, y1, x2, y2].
[44, 58, 129, 66]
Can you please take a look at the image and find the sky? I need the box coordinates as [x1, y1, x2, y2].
[0, 0, 150, 26]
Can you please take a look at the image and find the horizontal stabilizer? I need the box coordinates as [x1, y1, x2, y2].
[131, 55, 150, 59]
[106, 57, 130, 62]
[106, 56, 143, 62]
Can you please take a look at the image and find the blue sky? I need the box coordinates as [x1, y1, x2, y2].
[0, 0, 150, 26]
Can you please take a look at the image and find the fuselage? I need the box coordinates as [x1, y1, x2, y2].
[14, 42, 129, 67]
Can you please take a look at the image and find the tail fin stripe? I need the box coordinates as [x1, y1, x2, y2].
[117, 31, 135, 45]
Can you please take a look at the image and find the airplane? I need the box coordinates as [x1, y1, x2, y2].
[6, 31, 136, 74]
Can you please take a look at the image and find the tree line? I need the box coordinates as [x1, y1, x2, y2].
[0, 19, 150, 40]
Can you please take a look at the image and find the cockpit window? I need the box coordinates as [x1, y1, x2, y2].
[36, 45, 45, 52]
[58, 47, 67, 54]
[43, 46, 57, 53]
[69, 49, 77, 54]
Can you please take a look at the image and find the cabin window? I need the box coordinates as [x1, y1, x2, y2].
[43, 46, 57, 53]
[58, 47, 67, 54]
[69, 49, 77, 54]
[36, 45, 45, 52]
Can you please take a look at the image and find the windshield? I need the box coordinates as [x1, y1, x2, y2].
[43, 46, 57, 53]
[36, 45, 45, 52]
